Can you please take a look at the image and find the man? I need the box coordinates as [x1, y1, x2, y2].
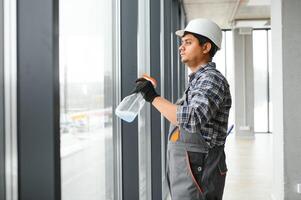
[134, 18, 232, 200]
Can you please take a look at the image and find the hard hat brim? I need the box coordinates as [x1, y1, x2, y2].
[175, 30, 185, 37]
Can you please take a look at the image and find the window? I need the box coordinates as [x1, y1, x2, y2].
[253, 29, 272, 133]
[59, 0, 114, 199]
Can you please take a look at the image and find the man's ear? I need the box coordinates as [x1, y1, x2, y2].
[202, 42, 212, 54]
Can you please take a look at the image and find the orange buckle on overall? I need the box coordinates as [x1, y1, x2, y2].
[170, 128, 180, 142]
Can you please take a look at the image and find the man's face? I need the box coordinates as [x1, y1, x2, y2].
[179, 33, 206, 65]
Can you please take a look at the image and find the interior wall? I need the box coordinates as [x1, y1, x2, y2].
[271, 0, 301, 199]
[282, 0, 301, 197]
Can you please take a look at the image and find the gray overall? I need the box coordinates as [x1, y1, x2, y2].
[166, 93, 227, 200]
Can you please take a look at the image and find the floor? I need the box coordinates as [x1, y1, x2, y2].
[223, 133, 273, 200]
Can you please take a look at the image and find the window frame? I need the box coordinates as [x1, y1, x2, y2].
[3, 0, 18, 199]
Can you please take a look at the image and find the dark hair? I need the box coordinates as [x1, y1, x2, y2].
[184, 31, 219, 59]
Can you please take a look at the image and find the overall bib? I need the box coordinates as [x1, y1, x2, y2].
[166, 92, 227, 200]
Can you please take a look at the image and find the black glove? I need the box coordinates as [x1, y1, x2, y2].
[132, 78, 160, 103]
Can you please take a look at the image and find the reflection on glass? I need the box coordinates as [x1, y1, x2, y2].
[59, 0, 114, 199]
[253, 30, 269, 133]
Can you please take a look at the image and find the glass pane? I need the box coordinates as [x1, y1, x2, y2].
[253, 30, 268, 132]
[59, 0, 114, 200]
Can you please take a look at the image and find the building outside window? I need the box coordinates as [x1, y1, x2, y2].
[59, 0, 114, 199]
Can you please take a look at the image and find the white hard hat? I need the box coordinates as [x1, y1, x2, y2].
[175, 18, 222, 49]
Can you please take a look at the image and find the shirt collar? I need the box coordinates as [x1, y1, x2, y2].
[188, 62, 216, 83]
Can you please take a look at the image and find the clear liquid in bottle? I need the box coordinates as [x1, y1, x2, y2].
[115, 93, 145, 122]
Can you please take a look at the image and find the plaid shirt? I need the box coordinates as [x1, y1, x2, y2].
[176, 62, 232, 147]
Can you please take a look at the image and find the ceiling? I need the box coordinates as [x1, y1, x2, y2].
[182, 0, 271, 29]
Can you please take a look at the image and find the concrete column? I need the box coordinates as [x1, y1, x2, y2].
[233, 28, 254, 137]
[271, 0, 301, 199]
